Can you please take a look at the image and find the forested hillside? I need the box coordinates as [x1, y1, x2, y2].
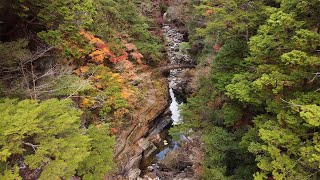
[171, 0, 320, 179]
[1, 0, 320, 180]
[0, 0, 166, 179]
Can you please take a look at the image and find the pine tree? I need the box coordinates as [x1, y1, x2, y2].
[77, 124, 115, 180]
[226, 3, 320, 179]
[0, 98, 90, 179]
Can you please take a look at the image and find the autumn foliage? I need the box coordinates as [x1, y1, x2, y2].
[80, 30, 143, 65]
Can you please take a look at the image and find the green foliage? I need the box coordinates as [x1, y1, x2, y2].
[91, 0, 164, 63]
[0, 98, 90, 179]
[0, 166, 21, 180]
[203, 127, 235, 166]
[226, 73, 260, 104]
[78, 124, 115, 180]
[222, 104, 242, 127]
[179, 42, 191, 53]
[211, 39, 249, 92]
[1, 0, 164, 179]
[225, 3, 320, 179]
[193, 0, 273, 45]
[180, 0, 320, 179]
[12, 0, 96, 58]
[0, 39, 30, 68]
[11, 0, 163, 63]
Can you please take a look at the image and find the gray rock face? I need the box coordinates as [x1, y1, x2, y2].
[158, 149, 193, 171]
[125, 155, 142, 173]
[128, 168, 141, 180]
[144, 143, 158, 158]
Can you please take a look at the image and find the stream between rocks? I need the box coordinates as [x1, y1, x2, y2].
[138, 24, 196, 179]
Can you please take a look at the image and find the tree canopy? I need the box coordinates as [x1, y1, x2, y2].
[172, 0, 320, 179]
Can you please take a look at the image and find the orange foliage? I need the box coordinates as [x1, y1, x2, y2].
[131, 52, 143, 64]
[110, 52, 128, 64]
[80, 30, 145, 64]
[80, 65, 89, 73]
[73, 31, 143, 123]
[109, 127, 119, 135]
[113, 107, 130, 120]
[124, 43, 144, 64]
[213, 44, 222, 52]
[80, 30, 125, 64]
[204, 9, 214, 16]
[73, 65, 89, 75]
[81, 30, 113, 63]
[124, 43, 138, 51]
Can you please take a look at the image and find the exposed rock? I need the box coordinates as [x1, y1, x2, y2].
[108, 71, 169, 179]
[173, 173, 193, 180]
[172, 69, 196, 101]
[128, 168, 141, 180]
[158, 149, 193, 171]
[138, 138, 151, 150]
[130, 24, 202, 180]
[140, 134, 203, 180]
[125, 155, 142, 172]
[162, 24, 195, 104]
[108, 15, 200, 180]
[148, 114, 172, 138]
[144, 143, 157, 158]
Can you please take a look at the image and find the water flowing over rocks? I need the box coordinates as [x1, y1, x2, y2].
[138, 24, 202, 180]
[108, 12, 200, 180]
[163, 25, 196, 101]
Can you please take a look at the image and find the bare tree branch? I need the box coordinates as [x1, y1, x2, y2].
[23, 142, 39, 151]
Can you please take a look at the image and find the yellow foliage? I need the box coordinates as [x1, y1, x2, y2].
[89, 50, 106, 63]
[113, 107, 129, 119]
[80, 65, 89, 73]
[121, 89, 131, 99]
[73, 69, 81, 76]
[79, 98, 94, 108]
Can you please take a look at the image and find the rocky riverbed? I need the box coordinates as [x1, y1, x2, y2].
[137, 24, 202, 180]
[107, 12, 201, 180]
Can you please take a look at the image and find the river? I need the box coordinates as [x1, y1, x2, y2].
[139, 24, 193, 179]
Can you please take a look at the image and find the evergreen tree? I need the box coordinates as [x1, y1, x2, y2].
[0, 98, 90, 179]
[77, 124, 115, 180]
[177, 0, 320, 179]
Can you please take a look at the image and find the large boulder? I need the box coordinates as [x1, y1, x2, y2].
[158, 149, 193, 171]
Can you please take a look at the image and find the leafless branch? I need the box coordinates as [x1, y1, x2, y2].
[309, 72, 320, 83]
[280, 98, 302, 108]
[23, 142, 39, 151]
[305, 169, 320, 180]
[22, 46, 55, 65]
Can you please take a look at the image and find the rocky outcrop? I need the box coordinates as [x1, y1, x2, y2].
[143, 135, 204, 180]
[108, 71, 170, 179]
[158, 149, 193, 171]
[172, 69, 196, 101]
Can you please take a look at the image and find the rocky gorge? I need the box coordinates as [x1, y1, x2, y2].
[107, 13, 202, 179]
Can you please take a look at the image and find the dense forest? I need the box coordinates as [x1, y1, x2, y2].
[0, 0, 165, 179]
[0, 0, 320, 180]
[171, 0, 320, 179]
